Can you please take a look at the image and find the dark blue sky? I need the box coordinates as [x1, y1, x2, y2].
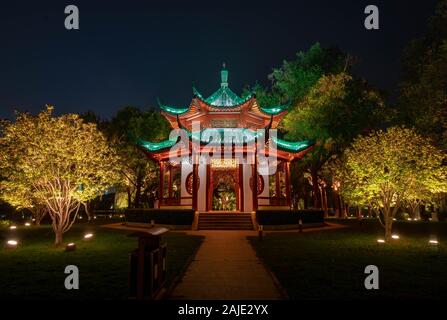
[0, 0, 438, 120]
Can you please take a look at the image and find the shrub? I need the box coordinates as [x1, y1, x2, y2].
[124, 209, 194, 225]
[256, 210, 324, 225]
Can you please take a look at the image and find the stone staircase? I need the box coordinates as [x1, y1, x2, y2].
[197, 212, 254, 230]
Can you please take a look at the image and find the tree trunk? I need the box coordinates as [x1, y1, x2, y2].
[413, 205, 420, 220]
[384, 210, 393, 242]
[127, 187, 132, 208]
[323, 188, 329, 216]
[357, 206, 362, 219]
[54, 229, 63, 246]
[310, 168, 321, 209]
[134, 176, 142, 209]
[332, 190, 340, 218]
[35, 215, 43, 226]
[30, 206, 46, 226]
[344, 203, 349, 219]
[83, 201, 94, 222]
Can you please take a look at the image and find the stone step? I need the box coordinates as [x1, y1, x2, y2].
[198, 227, 254, 230]
[198, 224, 254, 229]
[198, 212, 254, 230]
[199, 217, 252, 221]
[199, 223, 253, 227]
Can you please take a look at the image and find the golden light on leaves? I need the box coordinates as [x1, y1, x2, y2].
[0, 105, 121, 245]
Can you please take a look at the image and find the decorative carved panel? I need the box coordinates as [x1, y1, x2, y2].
[250, 174, 264, 195]
[185, 172, 199, 195]
[212, 169, 239, 189]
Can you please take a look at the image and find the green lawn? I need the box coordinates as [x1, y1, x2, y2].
[249, 220, 447, 300]
[0, 221, 203, 299]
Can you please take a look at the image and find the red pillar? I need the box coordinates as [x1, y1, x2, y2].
[192, 163, 198, 211]
[239, 163, 244, 212]
[206, 164, 210, 211]
[158, 161, 164, 208]
[285, 161, 291, 209]
[252, 156, 258, 211]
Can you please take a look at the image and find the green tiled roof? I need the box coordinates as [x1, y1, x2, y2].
[138, 128, 314, 154]
[259, 104, 290, 115]
[193, 67, 252, 107]
[138, 137, 177, 152]
[158, 66, 289, 114]
[271, 137, 314, 153]
[158, 99, 189, 115]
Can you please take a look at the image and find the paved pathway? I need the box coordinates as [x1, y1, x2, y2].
[101, 222, 346, 300]
[169, 231, 285, 300]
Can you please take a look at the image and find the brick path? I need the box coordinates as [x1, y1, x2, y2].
[169, 231, 284, 300]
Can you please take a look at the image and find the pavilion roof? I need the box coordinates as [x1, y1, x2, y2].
[158, 66, 289, 116]
[138, 128, 314, 155]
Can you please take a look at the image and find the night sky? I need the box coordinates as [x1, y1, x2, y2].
[0, 0, 438, 120]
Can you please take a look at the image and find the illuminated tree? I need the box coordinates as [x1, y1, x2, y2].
[397, 0, 447, 217]
[331, 127, 447, 241]
[108, 107, 170, 208]
[0, 181, 47, 225]
[398, 0, 447, 150]
[0, 106, 120, 245]
[281, 73, 385, 208]
[247, 43, 386, 209]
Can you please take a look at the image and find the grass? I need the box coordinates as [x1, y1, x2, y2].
[0, 221, 203, 299]
[249, 219, 447, 299]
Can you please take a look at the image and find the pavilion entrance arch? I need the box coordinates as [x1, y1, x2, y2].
[207, 163, 240, 212]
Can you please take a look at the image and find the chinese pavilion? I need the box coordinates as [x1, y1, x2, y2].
[139, 66, 313, 213]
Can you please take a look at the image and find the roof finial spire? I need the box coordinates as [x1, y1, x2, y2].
[221, 62, 228, 87]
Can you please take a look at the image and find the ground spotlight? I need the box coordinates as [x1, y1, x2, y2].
[377, 239, 385, 243]
[84, 233, 93, 240]
[65, 243, 77, 251]
[24, 222, 31, 227]
[9, 225, 17, 230]
[6, 240, 18, 248]
[391, 235, 400, 239]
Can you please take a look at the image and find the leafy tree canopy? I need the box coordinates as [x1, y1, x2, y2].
[398, 0, 447, 149]
[329, 127, 447, 239]
[108, 106, 171, 208]
[0, 106, 120, 244]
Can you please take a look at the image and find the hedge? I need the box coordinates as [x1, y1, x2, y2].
[124, 209, 195, 225]
[256, 210, 324, 225]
